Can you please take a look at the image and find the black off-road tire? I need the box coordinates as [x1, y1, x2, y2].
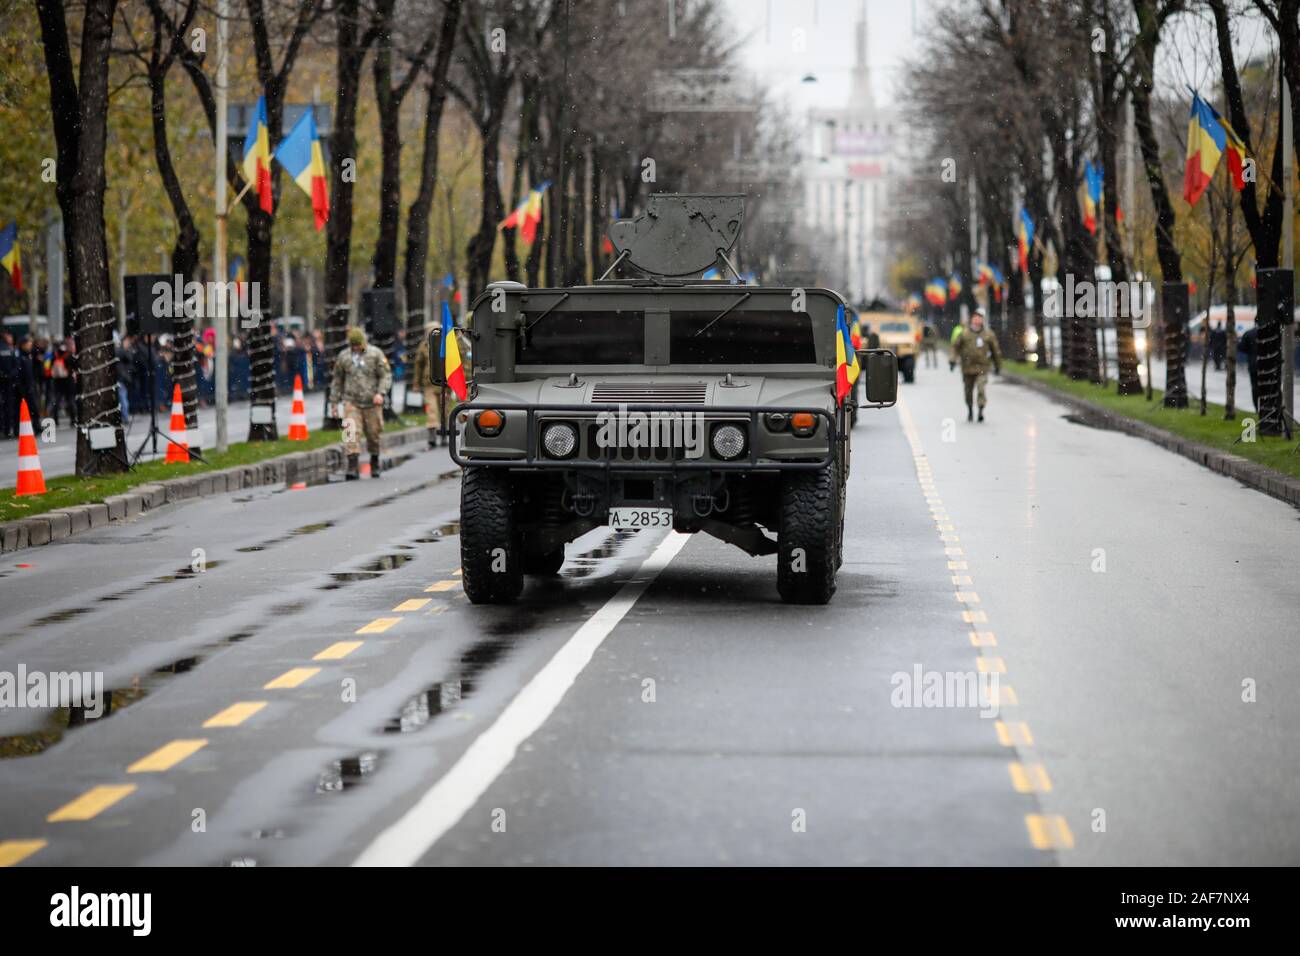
[524, 546, 565, 576]
[461, 467, 524, 604]
[777, 460, 839, 605]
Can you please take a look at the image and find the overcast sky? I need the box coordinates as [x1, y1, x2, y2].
[719, 0, 930, 112]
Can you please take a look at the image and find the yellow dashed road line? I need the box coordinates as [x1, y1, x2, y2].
[976, 656, 1006, 674]
[128, 739, 208, 773]
[1008, 762, 1053, 793]
[47, 784, 137, 822]
[356, 617, 401, 634]
[0, 839, 47, 866]
[314, 641, 364, 661]
[996, 721, 1035, 747]
[203, 701, 267, 728]
[1026, 814, 1075, 849]
[393, 598, 432, 612]
[264, 667, 321, 689]
[969, 630, 997, 646]
[424, 580, 460, 593]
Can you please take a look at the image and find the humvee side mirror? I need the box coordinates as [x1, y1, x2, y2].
[857, 348, 898, 407]
[426, 328, 446, 387]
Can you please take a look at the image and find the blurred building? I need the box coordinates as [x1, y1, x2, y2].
[802, 6, 907, 305]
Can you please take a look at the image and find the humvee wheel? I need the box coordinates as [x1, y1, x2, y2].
[524, 546, 565, 576]
[777, 460, 839, 605]
[461, 468, 524, 604]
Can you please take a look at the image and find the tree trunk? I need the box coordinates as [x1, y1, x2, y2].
[1132, 0, 1186, 406]
[322, 0, 374, 428]
[402, 0, 462, 356]
[37, 0, 127, 475]
[146, 4, 202, 448]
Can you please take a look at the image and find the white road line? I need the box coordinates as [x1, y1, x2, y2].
[353, 529, 690, 867]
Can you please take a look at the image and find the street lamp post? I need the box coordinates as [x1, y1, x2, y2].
[213, 0, 230, 454]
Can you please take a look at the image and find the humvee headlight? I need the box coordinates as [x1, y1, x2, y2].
[764, 412, 789, 432]
[541, 421, 577, 458]
[790, 412, 817, 436]
[475, 409, 504, 437]
[711, 423, 746, 460]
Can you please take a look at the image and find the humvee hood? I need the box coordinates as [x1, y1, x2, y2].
[475, 375, 835, 410]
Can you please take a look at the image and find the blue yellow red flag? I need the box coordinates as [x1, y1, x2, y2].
[0, 221, 22, 292]
[242, 96, 274, 214]
[440, 300, 467, 400]
[834, 305, 860, 405]
[1184, 93, 1226, 206]
[274, 107, 330, 230]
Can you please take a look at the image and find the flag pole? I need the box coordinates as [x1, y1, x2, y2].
[214, 0, 230, 454]
[1282, 76, 1294, 419]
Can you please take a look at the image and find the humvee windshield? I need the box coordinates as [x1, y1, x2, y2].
[669, 311, 816, 364]
[516, 306, 818, 366]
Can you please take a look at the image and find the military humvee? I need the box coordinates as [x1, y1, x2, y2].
[428, 194, 897, 606]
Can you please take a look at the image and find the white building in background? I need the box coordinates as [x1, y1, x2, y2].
[802, 5, 907, 304]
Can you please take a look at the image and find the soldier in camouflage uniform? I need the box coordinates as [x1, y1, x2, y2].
[950, 308, 1002, 422]
[330, 327, 392, 478]
[410, 334, 454, 449]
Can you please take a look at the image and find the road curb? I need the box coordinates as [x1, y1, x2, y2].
[1003, 371, 1300, 510]
[0, 426, 428, 555]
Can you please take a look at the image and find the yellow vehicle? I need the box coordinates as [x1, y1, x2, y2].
[862, 311, 921, 383]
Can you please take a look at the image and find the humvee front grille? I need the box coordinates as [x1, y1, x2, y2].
[590, 382, 708, 404]
[583, 423, 689, 462]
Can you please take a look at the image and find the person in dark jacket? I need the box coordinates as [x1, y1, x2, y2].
[1209, 322, 1227, 371]
[16, 335, 41, 426]
[0, 331, 19, 438]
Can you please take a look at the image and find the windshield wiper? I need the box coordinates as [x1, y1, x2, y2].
[521, 292, 571, 344]
[691, 292, 751, 337]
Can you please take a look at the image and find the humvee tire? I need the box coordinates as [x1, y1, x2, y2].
[524, 546, 565, 576]
[461, 467, 524, 604]
[777, 460, 839, 604]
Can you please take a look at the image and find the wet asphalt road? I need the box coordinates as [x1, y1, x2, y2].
[1, 368, 1298, 866]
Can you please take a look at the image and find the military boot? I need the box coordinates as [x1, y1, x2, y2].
[370, 453, 382, 478]
[345, 453, 360, 480]
[966, 403, 973, 422]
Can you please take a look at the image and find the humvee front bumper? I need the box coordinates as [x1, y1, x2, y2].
[448, 402, 837, 472]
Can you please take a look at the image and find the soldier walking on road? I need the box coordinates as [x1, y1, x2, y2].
[330, 327, 392, 480]
[950, 308, 1002, 422]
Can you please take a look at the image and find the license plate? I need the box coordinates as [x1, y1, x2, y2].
[608, 507, 672, 529]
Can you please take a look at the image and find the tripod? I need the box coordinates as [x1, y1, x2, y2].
[130, 334, 207, 466]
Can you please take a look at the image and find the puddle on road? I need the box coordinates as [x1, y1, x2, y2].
[237, 521, 336, 552]
[27, 561, 226, 626]
[318, 552, 414, 590]
[382, 637, 518, 735]
[316, 751, 383, 793]
[562, 529, 638, 580]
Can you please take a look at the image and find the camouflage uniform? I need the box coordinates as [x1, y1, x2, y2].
[330, 342, 391, 456]
[950, 325, 1002, 415]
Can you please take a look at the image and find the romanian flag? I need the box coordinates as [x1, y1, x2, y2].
[906, 292, 922, 311]
[849, 315, 863, 350]
[501, 180, 550, 245]
[948, 274, 962, 299]
[1184, 93, 1225, 207]
[834, 304, 860, 405]
[1081, 161, 1103, 234]
[274, 107, 330, 230]
[0, 221, 22, 292]
[440, 300, 467, 400]
[242, 95, 274, 214]
[977, 261, 995, 287]
[1017, 209, 1034, 274]
[230, 255, 246, 289]
[924, 277, 948, 306]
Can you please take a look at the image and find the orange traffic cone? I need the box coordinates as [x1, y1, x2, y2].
[165, 383, 190, 463]
[288, 375, 309, 440]
[15, 399, 46, 496]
